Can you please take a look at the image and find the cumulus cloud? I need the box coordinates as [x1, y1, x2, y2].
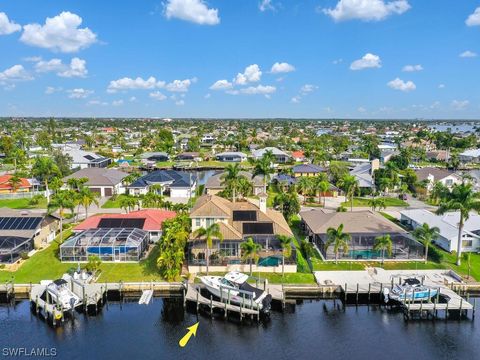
[466, 7, 480, 26]
[0, 65, 33, 82]
[300, 84, 318, 94]
[259, 0, 276, 12]
[68, 88, 93, 99]
[460, 50, 477, 58]
[402, 64, 423, 72]
[451, 100, 469, 110]
[149, 91, 167, 101]
[45, 86, 62, 95]
[35, 57, 87, 78]
[20, 12, 97, 53]
[322, 0, 410, 22]
[234, 64, 262, 85]
[165, 78, 195, 92]
[270, 62, 295, 74]
[350, 53, 381, 70]
[112, 100, 124, 106]
[210, 79, 233, 90]
[87, 100, 108, 106]
[0, 12, 21, 35]
[164, 0, 220, 25]
[291, 96, 301, 104]
[438, 84, 446, 89]
[240, 85, 276, 95]
[387, 77, 416, 92]
[108, 76, 164, 93]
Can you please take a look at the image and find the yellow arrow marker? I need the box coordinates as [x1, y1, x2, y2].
[178, 322, 199, 348]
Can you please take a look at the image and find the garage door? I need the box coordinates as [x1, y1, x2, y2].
[90, 188, 101, 194]
[104, 188, 113, 196]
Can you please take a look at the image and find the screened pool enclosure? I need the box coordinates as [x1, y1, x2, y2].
[0, 236, 32, 263]
[59, 228, 149, 262]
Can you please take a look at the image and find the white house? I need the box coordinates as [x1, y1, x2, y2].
[128, 170, 196, 200]
[63, 168, 128, 197]
[459, 149, 480, 164]
[400, 209, 480, 253]
[414, 167, 462, 192]
[252, 147, 291, 163]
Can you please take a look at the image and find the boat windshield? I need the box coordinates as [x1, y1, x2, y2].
[220, 278, 235, 288]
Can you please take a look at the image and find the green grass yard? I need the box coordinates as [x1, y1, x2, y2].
[0, 197, 47, 209]
[341, 197, 409, 207]
[196, 272, 316, 284]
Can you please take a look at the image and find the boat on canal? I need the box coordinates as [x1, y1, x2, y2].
[383, 278, 438, 303]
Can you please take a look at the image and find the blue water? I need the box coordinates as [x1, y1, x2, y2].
[1, 298, 480, 359]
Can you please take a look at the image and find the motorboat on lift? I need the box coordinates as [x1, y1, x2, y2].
[383, 278, 438, 303]
[42, 279, 83, 310]
[199, 271, 272, 312]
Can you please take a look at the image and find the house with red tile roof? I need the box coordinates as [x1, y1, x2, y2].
[74, 209, 176, 242]
[291, 150, 306, 162]
[0, 175, 33, 194]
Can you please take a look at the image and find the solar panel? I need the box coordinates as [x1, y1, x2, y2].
[97, 218, 146, 229]
[84, 155, 95, 160]
[0, 217, 42, 230]
[233, 210, 257, 222]
[242, 222, 274, 235]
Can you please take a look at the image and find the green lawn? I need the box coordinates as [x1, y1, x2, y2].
[311, 258, 365, 271]
[197, 272, 316, 284]
[0, 197, 47, 209]
[341, 197, 409, 207]
[101, 194, 130, 209]
[0, 230, 165, 284]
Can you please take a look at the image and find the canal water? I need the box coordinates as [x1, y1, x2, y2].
[1, 298, 479, 360]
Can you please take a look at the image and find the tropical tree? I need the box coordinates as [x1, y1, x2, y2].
[119, 195, 138, 213]
[412, 223, 440, 263]
[221, 163, 246, 203]
[78, 187, 100, 219]
[373, 234, 393, 265]
[7, 174, 22, 193]
[67, 177, 88, 191]
[252, 156, 274, 193]
[429, 181, 448, 205]
[32, 157, 60, 203]
[337, 174, 359, 211]
[368, 198, 386, 212]
[240, 237, 262, 275]
[297, 177, 312, 204]
[436, 182, 480, 266]
[192, 223, 224, 275]
[314, 177, 330, 207]
[273, 187, 300, 222]
[325, 224, 351, 264]
[277, 235, 294, 279]
[462, 252, 472, 279]
[48, 190, 75, 243]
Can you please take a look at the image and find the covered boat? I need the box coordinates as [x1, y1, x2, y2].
[383, 278, 438, 303]
[43, 279, 83, 310]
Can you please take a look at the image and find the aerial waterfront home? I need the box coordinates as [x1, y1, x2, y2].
[252, 147, 291, 163]
[300, 209, 423, 261]
[205, 171, 264, 196]
[349, 159, 380, 191]
[176, 152, 202, 161]
[61, 146, 111, 169]
[0, 209, 59, 263]
[140, 152, 170, 162]
[63, 167, 128, 197]
[215, 151, 248, 162]
[292, 164, 326, 178]
[73, 209, 176, 242]
[459, 149, 480, 164]
[188, 194, 296, 273]
[400, 209, 480, 253]
[414, 167, 462, 192]
[127, 170, 197, 200]
[0, 174, 36, 194]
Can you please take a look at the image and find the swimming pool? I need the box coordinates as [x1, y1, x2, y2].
[258, 256, 281, 267]
[348, 250, 382, 260]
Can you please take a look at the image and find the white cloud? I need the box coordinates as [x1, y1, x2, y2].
[451, 100, 469, 110]
[466, 7, 480, 26]
[204, 93, 211, 99]
[357, 106, 367, 113]
[234, 64, 262, 85]
[108, 76, 164, 93]
[438, 84, 445, 89]
[35, 57, 87, 78]
[149, 91, 167, 101]
[45, 86, 62, 95]
[164, 0, 220, 25]
[0, 65, 33, 82]
[0, 12, 21, 35]
[23, 56, 42, 62]
[322, 0, 411, 22]
[175, 99, 185, 106]
[87, 100, 108, 106]
[129, 96, 137, 102]
[112, 100, 124, 106]
[350, 53, 381, 70]
[20, 12, 97, 53]
[291, 96, 301, 103]
[387, 77, 416, 92]
[165, 78, 195, 92]
[240, 85, 276, 95]
[300, 84, 318, 94]
[402, 64, 423, 72]
[332, 58, 343, 64]
[68, 88, 93, 99]
[460, 50, 477, 58]
[270, 62, 295, 74]
[259, 0, 276, 12]
[210, 79, 233, 90]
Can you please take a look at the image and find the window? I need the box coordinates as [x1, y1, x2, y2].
[219, 242, 238, 257]
[462, 240, 473, 248]
[445, 179, 453, 186]
[206, 218, 215, 227]
[195, 218, 201, 227]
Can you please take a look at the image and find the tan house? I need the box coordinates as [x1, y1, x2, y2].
[188, 194, 296, 273]
[204, 171, 264, 196]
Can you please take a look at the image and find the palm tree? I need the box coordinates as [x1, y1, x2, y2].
[429, 181, 447, 205]
[221, 163, 246, 203]
[78, 187, 99, 219]
[240, 237, 261, 275]
[252, 156, 274, 193]
[373, 234, 393, 265]
[325, 224, 351, 264]
[67, 177, 88, 191]
[412, 223, 440, 264]
[297, 177, 312, 204]
[314, 179, 330, 207]
[32, 157, 60, 203]
[119, 195, 138, 213]
[338, 175, 359, 211]
[277, 235, 294, 279]
[436, 182, 480, 266]
[192, 223, 224, 275]
[368, 198, 386, 212]
[7, 174, 22, 193]
[48, 190, 75, 243]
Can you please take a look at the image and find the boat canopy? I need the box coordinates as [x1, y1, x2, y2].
[224, 271, 249, 285]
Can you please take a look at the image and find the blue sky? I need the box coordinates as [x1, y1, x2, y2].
[0, 0, 479, 119]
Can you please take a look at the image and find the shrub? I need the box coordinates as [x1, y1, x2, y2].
[20, 252, 30, 260]
[0, 264, 5, 269]
[85, 255, 102, 272]
[428, 246, 444, 263]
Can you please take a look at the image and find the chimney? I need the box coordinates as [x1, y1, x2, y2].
[258, 192, 268, 213]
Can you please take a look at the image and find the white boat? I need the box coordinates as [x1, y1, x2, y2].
[383, 278, 439, 303]
[199, 271, 272, 312]
[44, 279, 83, 310]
